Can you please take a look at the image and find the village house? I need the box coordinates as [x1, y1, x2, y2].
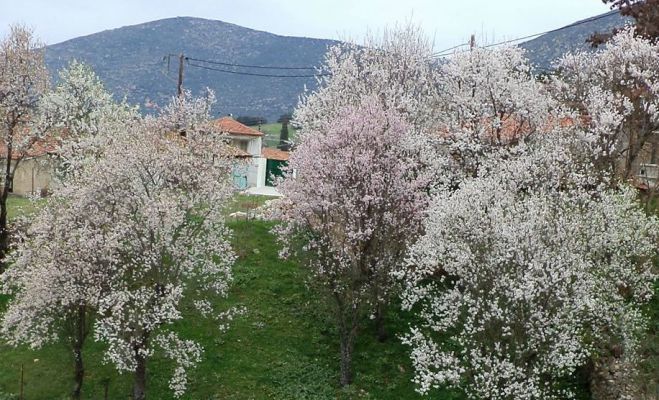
[214, 116, 289, 191]
[0, 138, 59, 196]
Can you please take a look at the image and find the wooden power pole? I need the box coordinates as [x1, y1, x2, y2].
[177, 53, 185, 97]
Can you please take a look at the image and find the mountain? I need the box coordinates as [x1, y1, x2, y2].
[44, 11, 632, 119]
[519, 10, 631, 70]
[45, 17, 339, 121]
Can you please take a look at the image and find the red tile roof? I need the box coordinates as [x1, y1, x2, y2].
[261, 147, 290, 161]
[214, 117, 263, 137]
[436, 115, 584, 143]
[0, 136, 60, 160]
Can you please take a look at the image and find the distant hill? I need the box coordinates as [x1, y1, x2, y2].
[45, 17, 338, 121]
[44, 11, 633, 119]
[520, 10, 631, 70]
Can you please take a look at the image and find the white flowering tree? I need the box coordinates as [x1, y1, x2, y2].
[0, 24, 49, 268]
[295, 23, 439, 135]
[81, 99, 235, 400]
[398, 137, 658, 399]
[433, 45, 559, 182]
[1, 193, 122, 399]
[2, 90, 236, 400]
[276, 96, 430, 386]
[39, 60, 139, 180]
[1, 61, 141, 399]
[553, 27, 659, 181]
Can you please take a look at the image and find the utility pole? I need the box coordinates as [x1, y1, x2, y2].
[177, 53, 184, 97]
[469, 34, 476, 51]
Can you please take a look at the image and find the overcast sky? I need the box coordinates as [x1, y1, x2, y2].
[2, 0, 612, 50]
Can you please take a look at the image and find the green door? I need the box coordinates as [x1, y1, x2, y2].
[265, 159, 287, 186]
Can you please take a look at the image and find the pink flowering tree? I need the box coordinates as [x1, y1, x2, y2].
[398, 135, 659, 399]
[276, 96, 430, 386]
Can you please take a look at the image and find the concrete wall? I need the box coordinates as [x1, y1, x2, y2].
[228, 135, 262, 157]
[4, 157, 57, 196]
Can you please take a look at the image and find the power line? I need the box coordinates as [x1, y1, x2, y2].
[432, 11, 620, 59]
[186, 60, 330, 78]
[185, 56, 319, 71]
[431, 41, 470, 57]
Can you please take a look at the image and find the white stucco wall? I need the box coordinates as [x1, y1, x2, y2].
[255, 157, 266, 188]
[247, 137, 262, 157]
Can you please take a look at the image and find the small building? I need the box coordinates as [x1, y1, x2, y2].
[0, 138, 59, 196]
[214, 117, 266, 189]
[214, 117, 291, 191]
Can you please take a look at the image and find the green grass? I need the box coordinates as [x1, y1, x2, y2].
[258, 123, 298, 148]
[0, 219, 463, 399]
[6, 195, 43, 220]
[226, 194, 272, 215]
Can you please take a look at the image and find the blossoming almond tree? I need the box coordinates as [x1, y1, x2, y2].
[1, 60, 139, 399]
[1, 193, 122, 399]
[0, 24, 49, 269]
[433, 45, 560, 183]
[276, 96, 430, 386]
[294, 23, 440, 136]
[82, 98, 236, 400]
[2, 90, 236, 400]
[553, 27, 659, 181]
[39, 60, 139, 181]
[398, 137, 658, 399]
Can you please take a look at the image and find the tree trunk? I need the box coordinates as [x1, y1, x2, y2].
[132, 334, 149, 400]
[133, 357, 147, 400]
[0, 137, 12, 273]
[71, 305, 87, 400]
[374, 302, 388, 342]
[72, 347, 84, 400]
[339, 325, 356, 387]
[337, 297, 359, 387]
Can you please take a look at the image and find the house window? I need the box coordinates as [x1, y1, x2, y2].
[231, 139, 249, 152]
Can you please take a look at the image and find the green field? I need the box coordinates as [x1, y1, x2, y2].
[258, 123, 298, 148]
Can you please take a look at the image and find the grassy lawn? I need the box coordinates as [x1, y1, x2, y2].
[6, 195, 43, 220]
[226, 193, 272, 216]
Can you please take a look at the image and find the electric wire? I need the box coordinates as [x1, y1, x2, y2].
[186, 60, 330, 78]
[432, 11, 619, 58]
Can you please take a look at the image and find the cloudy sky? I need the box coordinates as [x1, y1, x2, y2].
[2, 0, 612, 49]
